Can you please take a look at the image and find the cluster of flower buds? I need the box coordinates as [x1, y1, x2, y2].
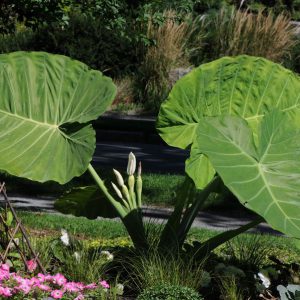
[111, 152, 142, 210]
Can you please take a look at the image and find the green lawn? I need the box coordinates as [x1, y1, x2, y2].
[19, 211, 300, 263]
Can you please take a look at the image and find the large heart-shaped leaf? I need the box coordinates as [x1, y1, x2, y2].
[55, 186, 118, 219]
[156, 56, 300, 188]
[0, 51, 116, 184]
[196, 110, 300, 238]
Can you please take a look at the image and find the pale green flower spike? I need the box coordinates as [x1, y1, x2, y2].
[111, 182, 123, 200]
[113, 169, 124, 187]
[127, 152, 136, 176]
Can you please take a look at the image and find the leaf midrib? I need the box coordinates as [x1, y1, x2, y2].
[210, 120, 300, 232]
[0, 108, 58, 129]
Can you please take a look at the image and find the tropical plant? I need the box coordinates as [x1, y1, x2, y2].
[1, 51, 300, 259]
[156, 55, 300, 250]
[0, 51, 148, 249]
[54, 54, 300, 255]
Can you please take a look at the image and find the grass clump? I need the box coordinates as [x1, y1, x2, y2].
[137, 283, 204, 300]
[127, 250, 208, 293]
[194, 7, 297, 65]
[135, 10, 192, 111]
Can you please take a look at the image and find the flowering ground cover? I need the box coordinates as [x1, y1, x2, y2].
[0, 262, 111, 299]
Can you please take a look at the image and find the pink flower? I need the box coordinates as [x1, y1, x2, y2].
[53, 273, 67, 286]
[0, 264, 9, 272]
[0, 287, 13, 297]
[30, 277, 40, 286]
[26, 259, 37, 272]
[64, 282, 80, 293]
[99, 280, 110, 289]
[17, 283, 31, 294]
[36, 284, 51, 292]
[51, 289, 64, 299]
[0, 270, 10, 280]
[37, 273, 46, 282]
[74, 295, 85, 300]
[85, 283, 97, 289]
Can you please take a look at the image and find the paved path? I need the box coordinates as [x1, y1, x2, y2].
[93, 141, 188, 174]
[2, 195, 280, 235]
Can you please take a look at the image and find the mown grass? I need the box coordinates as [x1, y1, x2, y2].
[19, 211, 300, 263]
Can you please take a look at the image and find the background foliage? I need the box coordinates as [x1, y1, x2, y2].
[1, 0, 300, 110]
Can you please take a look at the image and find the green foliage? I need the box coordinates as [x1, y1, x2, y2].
[128, 251, 208, 293]
[196, 110, 300, 238]
[157, 55, 300, 189]
[0, 51, 116, 184]
[137, 283, 203, 300]
[55, 186, 118, 219]
[0, 0, 71, 34]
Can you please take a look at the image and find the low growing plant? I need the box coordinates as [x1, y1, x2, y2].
[137, 283, 204, 300]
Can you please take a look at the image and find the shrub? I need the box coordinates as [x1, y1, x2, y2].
[192, 7, 298, 65]
[0, 12, 137, 77]
[137, 283, 203, 300]
[135, 10, 192, 111]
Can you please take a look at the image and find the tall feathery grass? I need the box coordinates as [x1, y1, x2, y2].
[210, 8, 297, 63]
[135, 10, 193, 111]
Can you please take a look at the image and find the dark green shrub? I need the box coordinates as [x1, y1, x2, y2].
[137, 284, 203, 300]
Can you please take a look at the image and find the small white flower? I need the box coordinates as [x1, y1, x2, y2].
[127, 152, 136, 176]
[60, 229, 70, 246]
[257, 272, 271, 288]
[113, 169, 124, 186]
[101, 250, 114, 261]
[73, 251, 81, 262]
[116, 283, 124, 295]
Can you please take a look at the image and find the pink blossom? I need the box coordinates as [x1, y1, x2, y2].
[64, 282, 80, 293]
[0, 264, 10, 272]
[36, 283, 51, 292]
[17, 283, 31, 294]
[74, 282, 85, 291]
[74, 295, 85, 300]
[99, 280, 110, 289]
[0, 287, 13, 297]
[30, 277, 40, 286]
[26, 259, 37, 272]
[51, 289, 64, 299]
[37, 273, 46, 282]
[85, 283, 97, 289]
[53, 273, 67, 286]
[0, 270, 10, 280]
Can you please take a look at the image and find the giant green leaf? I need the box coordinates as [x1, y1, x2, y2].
[196, 110, 300, 238]
[0, 51, 116, 184]
[156, 56, 300, 188]
[55, 186, 118, 219]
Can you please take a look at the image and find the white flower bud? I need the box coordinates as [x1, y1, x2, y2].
[113, 169, 124, 186]
[111, 182, 123, 199]
[127, 152, 136, 176]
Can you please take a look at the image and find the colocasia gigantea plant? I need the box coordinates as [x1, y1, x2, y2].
[0, 52, 299, 254]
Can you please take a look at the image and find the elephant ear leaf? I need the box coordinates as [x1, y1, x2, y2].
[0, 51, 116, 184]
[54, 186, 118, 219]
[196, 110, 300, 238]
[157, 55, 300, 189]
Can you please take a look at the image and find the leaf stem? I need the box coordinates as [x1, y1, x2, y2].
[87, 164, 127, 218]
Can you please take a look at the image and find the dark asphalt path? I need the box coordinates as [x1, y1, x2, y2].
[93, 141, 188, 173]
[2, 196, 280, 235]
